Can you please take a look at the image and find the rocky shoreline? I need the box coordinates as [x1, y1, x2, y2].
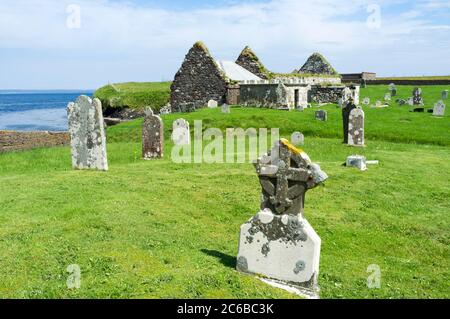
[0, 130, 70, 153]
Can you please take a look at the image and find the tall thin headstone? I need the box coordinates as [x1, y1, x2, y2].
[342, 100, 357, 143]
[348, 108, 365, 147]
[412, 88, 423, 105]
[142, 108, 164, 159]
[67, 95, 108, 171]
[389, 83, 397, 97]
[442, 90, 449, 100]
[237, 139, 328, 298]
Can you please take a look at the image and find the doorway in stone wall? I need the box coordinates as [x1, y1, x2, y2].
[294, 89, 299, 107]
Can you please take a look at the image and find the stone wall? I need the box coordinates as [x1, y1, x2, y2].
[170, 42, 228, 112]
[0, 131, 70, 153]
[308, 86, 345, 103]
[235, 46, 268, 79]
[239, 84, 310, 109]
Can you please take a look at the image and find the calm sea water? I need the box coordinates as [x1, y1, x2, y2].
[0, 91, 93, 131]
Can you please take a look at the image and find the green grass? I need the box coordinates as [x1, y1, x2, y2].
[376, 76, 450, 81]
[0, 85, 449, 299]
[94, 82, 171, 113]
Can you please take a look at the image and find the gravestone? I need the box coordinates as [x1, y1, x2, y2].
[348, 108, 365, 147]
[221, 104, 231, 114]
[442, 90, 449, 100]
[315, 110, 327, 121]
[362, 97, 370, 105]
[389, 83, 397, 97]
[384, 93, 391, 101]
[172, 118, 190, 145]
[342, 101, 357, 143]
[412, 88, 423, 105]
[433, 100, 446, 117]
[208, 100, 218, 108]
[407, 97, 414, 106]
[346, 155, 367, 171]
[237, 139, 328, 297]
[342, 87, 353, 105]
[142, 108, 164, 159]
[67, 95, 108, 171]
[291, 132, 304, 146]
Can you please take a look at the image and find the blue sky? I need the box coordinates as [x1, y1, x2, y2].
[0, 0, 449, 89]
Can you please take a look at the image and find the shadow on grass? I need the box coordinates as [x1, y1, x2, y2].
[201, 249, 236, 270]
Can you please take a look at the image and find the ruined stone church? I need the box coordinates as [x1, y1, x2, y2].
[170, 41, 359, 112]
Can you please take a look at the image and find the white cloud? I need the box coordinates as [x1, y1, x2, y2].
[0, 0, 449, 89]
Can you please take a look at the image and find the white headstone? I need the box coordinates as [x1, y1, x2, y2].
[384, 93, 391, 101]
[221, 104, 231, 114]
[362, 97, 370, 105]
[67, 95, 108, 171]
[208, 100, 218, 108]
[291, 132, 304, 145]
[433, 100, 446, 117]
[172, 118, 190, 145]
[346, 155, 367, 171]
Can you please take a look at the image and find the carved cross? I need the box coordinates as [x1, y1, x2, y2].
[255, 139, 319, 216]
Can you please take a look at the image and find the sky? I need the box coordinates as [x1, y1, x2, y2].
[0, 0, 449, 90]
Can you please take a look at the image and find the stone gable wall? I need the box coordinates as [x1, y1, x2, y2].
[170, 43, 228, 112]
[235, 47, 268, 79]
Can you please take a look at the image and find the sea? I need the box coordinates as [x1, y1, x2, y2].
[0, 90, 93, 132]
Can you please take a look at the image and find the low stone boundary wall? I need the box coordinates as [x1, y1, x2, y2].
[0, 130, 70, 153]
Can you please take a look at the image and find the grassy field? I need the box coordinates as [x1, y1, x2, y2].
[94, 82, 171, 113]
[375, 76, 450, 81]
[0, 85, 449, 299]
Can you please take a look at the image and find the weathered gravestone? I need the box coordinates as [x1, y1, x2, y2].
[362, 97, 370, 105]
[348, 108, 365, 147]
[412, 88, 424, 105]
[142, 108, 164, 159]
[221, 104, 231, 114]
[208, 99, 218, 108]
[315, 110, 327, 121]
[172, 118, 190, 145]
[442, 90, 449, 100]
[389, 83, 397, 97]
[342, 87, 353, 105]
[346, 155, 367, 171]
[291, 132, 304, 146]
[342, 101, 357, 143]
[407, 97, 414, 106]
[433, 100, 446, 117]
[67, 95, 108, 171]
[237, 139, 328, 297]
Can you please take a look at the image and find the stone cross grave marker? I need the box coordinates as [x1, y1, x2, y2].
[442, 90, 449, 100]
[172, 118, 190, 145]
[342, 101, 357, 143]
[67, 95, 108, 171]
[237, 139, 328, 297]
[315, 110, 327, 121]
[291, 132, 304, 146]
[433, 100, 446, 117]
[348, 108, 365, 147]
[142, 107, 164, 159]
[221, 104, 231, 114]
[413, 88, 424, 105]
[208, 100, 218, 108]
